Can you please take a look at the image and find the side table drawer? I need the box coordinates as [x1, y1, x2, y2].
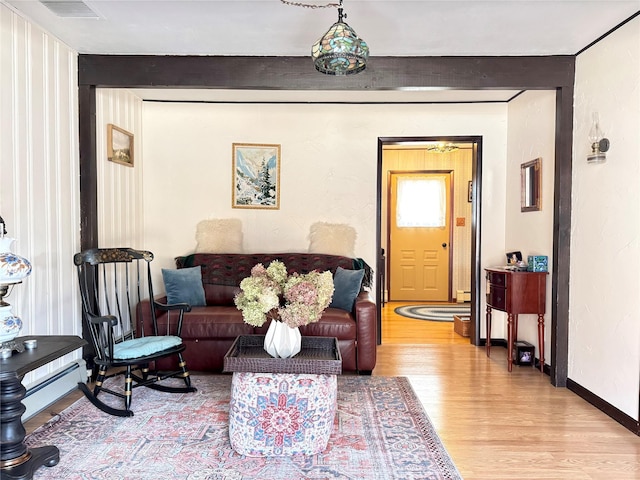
[488, 286, 506, 310]
[487, 271, 506, 287]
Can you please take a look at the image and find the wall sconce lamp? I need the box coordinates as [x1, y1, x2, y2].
[587, 112, 610, 163]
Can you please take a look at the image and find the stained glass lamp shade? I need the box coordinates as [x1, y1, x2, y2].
[311, 7, 369, 75]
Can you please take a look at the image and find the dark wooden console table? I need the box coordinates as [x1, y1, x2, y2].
[485, 268, 548, 372]
[0, 335, 86, 480]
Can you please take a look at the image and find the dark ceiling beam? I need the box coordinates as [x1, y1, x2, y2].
[78, 55, 575, 90]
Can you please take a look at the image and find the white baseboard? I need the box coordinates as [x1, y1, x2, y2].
[22, 360, 88, 421]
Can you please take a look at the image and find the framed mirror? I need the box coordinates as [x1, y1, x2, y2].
[521, 158, 541, 212]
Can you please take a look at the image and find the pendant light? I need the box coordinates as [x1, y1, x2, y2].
[311, 0, 369, 75]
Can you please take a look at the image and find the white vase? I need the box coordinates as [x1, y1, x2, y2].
[264, 320, 302, 358]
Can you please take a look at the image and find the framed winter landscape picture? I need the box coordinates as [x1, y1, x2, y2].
[232, 143, 281, 209]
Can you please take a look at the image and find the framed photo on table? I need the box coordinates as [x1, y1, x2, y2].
[232, 143, 281, 209]
[107, 124, 134, 167]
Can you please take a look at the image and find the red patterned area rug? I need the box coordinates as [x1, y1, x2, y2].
[26, 375, 461, 480]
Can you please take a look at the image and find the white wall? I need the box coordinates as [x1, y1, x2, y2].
[95, 89, 145, 249]
[571, 16, 640, 419]
[140, 101, 509, 301]
[1, 6, 145, 389]
[505, 90, 556, 363]
[0, 3, 82, 386]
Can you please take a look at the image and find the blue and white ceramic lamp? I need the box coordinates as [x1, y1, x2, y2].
[0, 232, 32, 344]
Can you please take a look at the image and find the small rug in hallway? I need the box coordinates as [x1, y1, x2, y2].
[25, 375, 461, 480]
[395, 305, 471, 322]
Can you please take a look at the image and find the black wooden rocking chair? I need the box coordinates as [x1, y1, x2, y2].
[74, 248, 196, 417]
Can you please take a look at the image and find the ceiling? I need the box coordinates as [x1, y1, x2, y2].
[5, 0, 639, 57]
[4, 0, 639, 103]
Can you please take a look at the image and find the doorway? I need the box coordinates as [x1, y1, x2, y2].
[377, 137, 482, 345]
[388, 171, 453, 302]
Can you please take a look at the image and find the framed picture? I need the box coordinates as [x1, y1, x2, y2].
[467, 181, 473, 203]
[512, 341, 535, 366]
[107, 124, 134, 167]
[232, 143, 281, 209]
[521, 157, 541, 212]
[506, 251, 522, 265]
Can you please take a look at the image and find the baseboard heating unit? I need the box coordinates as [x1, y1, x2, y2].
[456, 290, 471, 303]
[22, 360, 88, 421]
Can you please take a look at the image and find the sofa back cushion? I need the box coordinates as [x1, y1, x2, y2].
[176, 253, 370, 306]
[203, 284, 241, 306]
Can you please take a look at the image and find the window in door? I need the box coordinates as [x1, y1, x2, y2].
[396, 177, 446, 227]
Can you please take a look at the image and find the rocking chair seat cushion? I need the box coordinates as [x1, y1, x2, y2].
[113, 335, 183, 359]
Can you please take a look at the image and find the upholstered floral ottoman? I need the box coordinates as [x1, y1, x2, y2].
[224, 335, 342, 456]
[229, 372, 337, 456]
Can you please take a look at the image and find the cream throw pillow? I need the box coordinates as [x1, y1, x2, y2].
[308, 222, 356, 258]
[195, 218, 243, 253]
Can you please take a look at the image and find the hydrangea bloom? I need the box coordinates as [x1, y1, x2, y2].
[234, 260, 334, 328]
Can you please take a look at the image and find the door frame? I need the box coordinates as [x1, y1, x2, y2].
[377, 136, 482, 345]
[387, 169, 455, 303]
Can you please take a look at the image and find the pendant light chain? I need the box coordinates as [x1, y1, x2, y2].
[280, 0, 340, 9]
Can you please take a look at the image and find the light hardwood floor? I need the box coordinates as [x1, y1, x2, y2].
[24, 302, 640, 479]
[376, 302, 640, 479]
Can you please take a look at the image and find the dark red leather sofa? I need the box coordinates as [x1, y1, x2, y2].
[136, 253, 377, 373]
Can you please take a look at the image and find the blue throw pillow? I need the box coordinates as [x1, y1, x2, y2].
[162, 266, 206, 307]
[330, 267, 364, 312]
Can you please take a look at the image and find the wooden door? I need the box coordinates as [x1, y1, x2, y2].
[389, 172, 452, 301]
